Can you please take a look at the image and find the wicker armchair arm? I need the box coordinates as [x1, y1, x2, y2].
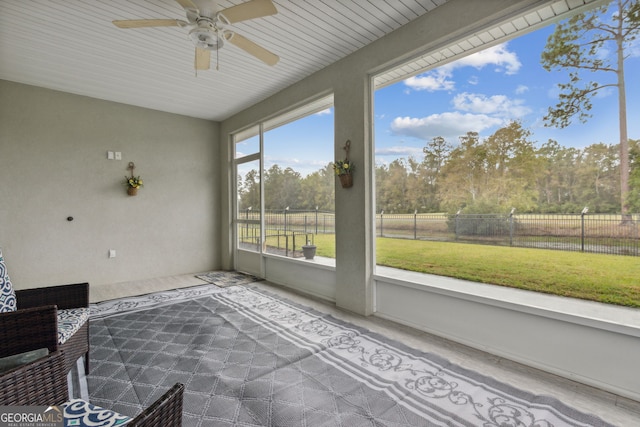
[0, 350, 68, 406]
[0, 305, 58, 358]
[16, 282, 89, 310]
[129, 383, 184, 427]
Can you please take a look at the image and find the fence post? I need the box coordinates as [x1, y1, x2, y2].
[285, 234, 289, 257]
[284, 206, 289, 234]
[581, 207, 588, 252]
[380, 210, 384, 237]
[455, 210, 461, 240]
[245, 207, 248, 238]
[509, 208, 515, 247]
[414, 210, 418, 240]
[304, 215, 307, 234]
[293, 232, 296, 256]
[315, 206, 319, 234]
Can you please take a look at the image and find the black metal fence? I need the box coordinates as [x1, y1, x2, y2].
[238, 209, 330, 256]
[238, 209, 640, 256]
[377, 211, 640, 256]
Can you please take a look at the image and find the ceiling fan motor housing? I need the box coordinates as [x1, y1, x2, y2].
[189, 27, 224, 49]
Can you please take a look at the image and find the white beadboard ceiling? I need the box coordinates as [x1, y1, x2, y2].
[0, 0, 603, 122]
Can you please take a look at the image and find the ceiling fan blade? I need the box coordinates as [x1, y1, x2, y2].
[113, 19, 181, 28]
[227, 32, 279, 66]
[218, 0, 277, 24]
[174, 0, 198, 10]
[195, 48, 211, 70]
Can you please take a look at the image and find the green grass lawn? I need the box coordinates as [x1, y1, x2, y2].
[311, 234, 640, 308]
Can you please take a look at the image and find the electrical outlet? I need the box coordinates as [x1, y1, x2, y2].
[107, 151, 115, 160]
[115, 152, 122, 160]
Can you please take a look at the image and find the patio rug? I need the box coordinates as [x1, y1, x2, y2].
[88, 283, 614, 427]
[195, 271, 263, 287]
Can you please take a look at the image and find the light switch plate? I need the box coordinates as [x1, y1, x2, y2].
[115, 152, 122, 160]
[107, 151, 114, 160]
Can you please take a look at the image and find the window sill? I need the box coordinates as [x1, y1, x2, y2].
[261, 251, 336, 271]
[374, 265, 640, 338]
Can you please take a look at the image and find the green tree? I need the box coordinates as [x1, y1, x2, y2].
[541, 0, 640, 216]
[627, 139, 640, 211]
[300, 163, 335, 211]
[263, 165, 302, 210]
[536, 140, 581, 212]
[405, 156, 430, 212]
[377, 159, 410, 213]
[238, 169, 260, 210]
[438, 131, 486, 211]
[574, 143, 620, 212]
[482, 121, 541, 211]
[420, 136, 451, 211]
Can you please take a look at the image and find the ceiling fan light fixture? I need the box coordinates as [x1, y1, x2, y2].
[189, 27, 223, 50]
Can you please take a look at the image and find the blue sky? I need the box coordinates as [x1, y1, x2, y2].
[375, 24, 639, 166]
[244, 16, 639, 177]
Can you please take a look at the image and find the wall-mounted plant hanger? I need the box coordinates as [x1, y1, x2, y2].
[333, 140, 354, 188]
[124, 161, 143, 196]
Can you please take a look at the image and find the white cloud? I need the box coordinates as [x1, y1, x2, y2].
[403, 43, 521, 93]
[315, 108, 332, 116]
[452, 92, 531, 118]
[390, 112, 504, 142]
[515, 84, 529, 94]
[404, 69, 455, 91]
[446, 43, 522, 75]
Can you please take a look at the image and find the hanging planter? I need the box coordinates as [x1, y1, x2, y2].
[333, 140, 354, 189]
[338, 173, 353, 188]
[124, 162, 143, 196]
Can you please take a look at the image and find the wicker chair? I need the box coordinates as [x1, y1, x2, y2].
[0, 305, 59, 361]
[15, 282, 90, 374]
[0, 249, 90, 374]
[0, 350, 184, 427]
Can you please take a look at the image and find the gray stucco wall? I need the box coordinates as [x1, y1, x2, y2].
[0, 80, 220, 291]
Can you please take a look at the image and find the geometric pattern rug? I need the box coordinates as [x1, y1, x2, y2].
[87, 280, 615, 426]
[194, 270, 263, 287]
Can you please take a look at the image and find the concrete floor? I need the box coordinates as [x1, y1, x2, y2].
[92, 273, 640, 426]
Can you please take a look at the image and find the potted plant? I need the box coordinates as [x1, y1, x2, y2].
[124, 175, 143, 196]
[333, 158, 354, 188]
[302, 240, 317, 260]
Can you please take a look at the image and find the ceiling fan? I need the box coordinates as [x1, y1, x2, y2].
[112, 0, 279, 70]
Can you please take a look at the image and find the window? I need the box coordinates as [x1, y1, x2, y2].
[234, 95, 336, 260]
[235, 128, 261, 253]
[372, 0, 639, 307]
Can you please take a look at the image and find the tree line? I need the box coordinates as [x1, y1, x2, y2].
[378, 121, 639, 214]
[237, 121, 640, 215]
